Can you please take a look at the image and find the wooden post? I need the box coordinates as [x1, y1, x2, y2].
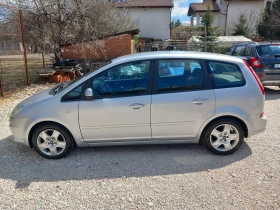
[0, 60, 3, 97]
[42, 50, 46, 69]
[18, 10, 30, 86]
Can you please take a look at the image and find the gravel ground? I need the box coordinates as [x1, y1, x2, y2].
[0, 85, 279, 210]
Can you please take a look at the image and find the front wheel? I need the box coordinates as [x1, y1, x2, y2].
[203, 119, 244, 155]
[32, 124, 74, 159]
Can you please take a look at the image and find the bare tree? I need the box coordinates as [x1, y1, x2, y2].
[0, 0, 137, 60]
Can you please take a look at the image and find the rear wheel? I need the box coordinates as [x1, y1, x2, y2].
[203, 119, 244, 155]
[32, 124, 74, 159]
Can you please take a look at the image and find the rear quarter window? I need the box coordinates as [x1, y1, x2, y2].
[206, 61, 246, 89]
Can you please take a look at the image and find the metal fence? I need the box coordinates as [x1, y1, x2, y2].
[0, 46, 52, 97]
[136, 41, 244, 54]
[0, 36, 252, 97]
[0, 6, 53, 97]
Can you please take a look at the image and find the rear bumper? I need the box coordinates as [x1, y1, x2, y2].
[261, 80, 280, 86]
[247, 114, 267, 138]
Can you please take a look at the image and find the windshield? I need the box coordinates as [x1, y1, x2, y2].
[49, 61, 112, 95]
[256, 44, 280, 56]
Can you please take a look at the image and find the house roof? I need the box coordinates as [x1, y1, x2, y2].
[115, 0, 174, 8]
[187, 3, 220, 16]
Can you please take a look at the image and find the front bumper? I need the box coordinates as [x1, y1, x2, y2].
[9, 117, 34, 147]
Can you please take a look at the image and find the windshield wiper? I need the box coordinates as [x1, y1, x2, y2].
[52, 82, 69, 95]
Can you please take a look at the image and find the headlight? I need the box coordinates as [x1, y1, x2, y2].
[11, 105, 24, 118]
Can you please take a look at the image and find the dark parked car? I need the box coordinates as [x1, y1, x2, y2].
[225, 43, 280, 87]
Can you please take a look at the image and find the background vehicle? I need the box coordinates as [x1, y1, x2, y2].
[10, 52, 267, 159]
[225, 43, 280, 87]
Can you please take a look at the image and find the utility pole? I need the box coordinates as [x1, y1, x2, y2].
[18, 10, 30, 86]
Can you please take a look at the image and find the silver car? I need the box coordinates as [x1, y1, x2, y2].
[9, 52, 267, 159]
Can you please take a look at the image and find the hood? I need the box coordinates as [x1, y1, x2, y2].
[17, 89, 53, 108]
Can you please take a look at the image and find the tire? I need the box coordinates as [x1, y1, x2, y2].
[202, 119, 244, 155]
[32, 123, 74, 159]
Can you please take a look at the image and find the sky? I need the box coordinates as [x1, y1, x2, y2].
[171, 0, 203, 26]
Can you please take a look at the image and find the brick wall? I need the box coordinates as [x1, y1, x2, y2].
[61, 34, 135, 61]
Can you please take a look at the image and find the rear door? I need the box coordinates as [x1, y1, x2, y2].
[151, 59, 216, 140]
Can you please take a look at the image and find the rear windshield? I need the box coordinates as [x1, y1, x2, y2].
[256, 45, 280, 56]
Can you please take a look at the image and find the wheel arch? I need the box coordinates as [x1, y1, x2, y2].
[199, 115, 249, 144]
[28, 121, 76, 148]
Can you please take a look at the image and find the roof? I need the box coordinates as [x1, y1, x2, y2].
[115, 0, 174, 8]
[218, 36, 252, 42]
[187, 3, 220, 16]
[60, 29, 140, 46]
[112, 51, 243, 64]
[188, 36, 252, 43]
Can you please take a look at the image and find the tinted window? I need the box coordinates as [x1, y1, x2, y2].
[206, 61, 245, 88]
[243, 46, 251, 56]
[157, 59, 203, 93]
[256, 45, 280, 56]
[232, 46, 245, 56]
[225, 47, 235, 55]
[91, 61, 150, 98]
[62, 85, 83, 101]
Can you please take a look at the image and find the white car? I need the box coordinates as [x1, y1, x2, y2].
[10, 52, 267, 159]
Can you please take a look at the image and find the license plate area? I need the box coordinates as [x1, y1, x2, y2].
[274, 64, 280, 68]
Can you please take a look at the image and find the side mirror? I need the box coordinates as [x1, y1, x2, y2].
[84, 88, 94, 100]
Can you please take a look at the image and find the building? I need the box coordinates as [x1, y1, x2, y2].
[116, 0, 174, 40]
[187, 0, 273, 35]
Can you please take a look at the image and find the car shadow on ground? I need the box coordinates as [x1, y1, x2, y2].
[0, 136, 252, 189]
[265, 87, 280, 101]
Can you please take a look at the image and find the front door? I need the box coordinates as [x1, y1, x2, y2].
[79, 60, 152, 142]
[151, 59, 216, 139]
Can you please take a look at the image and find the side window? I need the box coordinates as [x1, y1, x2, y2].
[91, 60, 150, 98]
[206, 61, 245, 88]
[62, 85, 83, 101]
[224, 47, 235, 55]
[232, 46, 245, 56]
[243, 46, 251, 56]
[157, 59, 203, 93]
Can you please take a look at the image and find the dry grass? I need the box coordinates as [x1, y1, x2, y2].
[0, 54, 53, 94]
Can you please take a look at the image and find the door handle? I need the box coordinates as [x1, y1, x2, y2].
[193, 99, 208, 105]
[129, 103, 145, 110]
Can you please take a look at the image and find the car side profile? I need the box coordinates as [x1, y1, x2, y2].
[9, 51, 267, 159]
[225, 42, 280, 87]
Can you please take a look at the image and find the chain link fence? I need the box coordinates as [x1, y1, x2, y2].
[0, 46, 52, 96]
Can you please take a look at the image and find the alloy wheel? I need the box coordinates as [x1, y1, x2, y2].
[210, 124, 240, 152]
[36, 129, 66, 156]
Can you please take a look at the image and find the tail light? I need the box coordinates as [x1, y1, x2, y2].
[260, 112, 264, 118]
[250, 57, 263, 68]
[243, 60, 265, 95]
[257, 74, 262, 78]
